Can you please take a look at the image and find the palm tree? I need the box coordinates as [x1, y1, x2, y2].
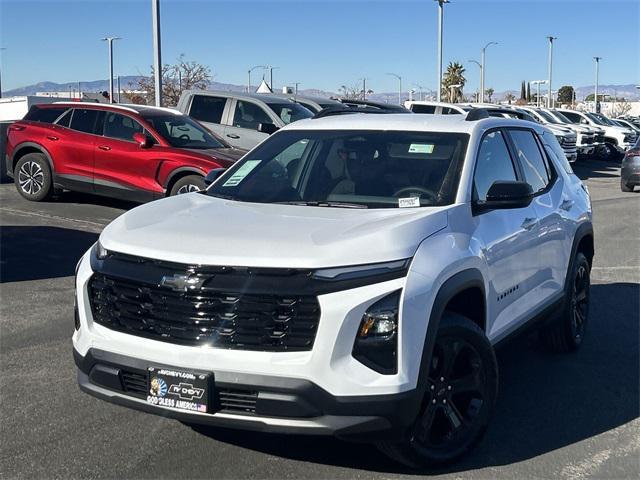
[485, 88, 495, 102]
[504, 92, 516, 104]
[441, 61, 466, 103]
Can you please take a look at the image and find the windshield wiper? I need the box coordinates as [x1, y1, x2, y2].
[275, 201, 368, 209]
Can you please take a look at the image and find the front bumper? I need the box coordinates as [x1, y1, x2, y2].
[577, 145, 595, 156]
[74, 347, 421, 440]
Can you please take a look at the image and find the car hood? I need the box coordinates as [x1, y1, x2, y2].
[186, 147, 246, 163]
[546, 124, 575, 136]
[100, 194, 449, 268]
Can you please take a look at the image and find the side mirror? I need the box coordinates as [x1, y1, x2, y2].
[476, 181, 533, 212]
[133, 132, 152, 149]
[204, 168, 226, 187]
[257, 123, 279, 135]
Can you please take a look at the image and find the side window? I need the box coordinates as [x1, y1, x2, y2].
[232, 101, 273, 130]
[69, 109, 101, 134]
[474, 130, 517, 201]
[55, 109, 73, 128]
[540, 130, 572, 174]
[189, 95, 227, 124]
[410, 104, 436, 114]
[103, 112, 144, 141]
[24, 106, 68, 123]
[509, 129, 550, 193]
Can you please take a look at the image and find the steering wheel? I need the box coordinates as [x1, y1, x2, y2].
[393, 186, 438, 202]
[178, 134, 190, 141]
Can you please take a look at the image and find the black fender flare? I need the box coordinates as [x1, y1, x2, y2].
[564, 221, 594, 294]
[10, 142, 55, 174]
[415, 268, 486, 392]
[163, 166, 205, 191]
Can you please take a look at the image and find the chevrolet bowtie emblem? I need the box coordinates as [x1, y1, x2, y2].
[159, 274, 205, 292]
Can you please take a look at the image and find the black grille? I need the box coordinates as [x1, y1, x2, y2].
[218, 389, 258, 414]
[595, 134, 605, 143]
[121, 370, 147, 398]
[88, 274, 321, 351]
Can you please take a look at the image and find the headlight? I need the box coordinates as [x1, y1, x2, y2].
[95, 240, 109, 260]
[555, 135, 565, 145]
[352, 290, 401, 374]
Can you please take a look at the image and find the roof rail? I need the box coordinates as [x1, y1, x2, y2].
[465, 109, 490, 121]
[312, 106, 389, 119]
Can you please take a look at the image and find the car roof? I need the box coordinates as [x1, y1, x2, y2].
[282, 112, 540, 134]
[270, 93, 341, 105]
[182, 89, 298, 104]
[44, 102, 182, 116]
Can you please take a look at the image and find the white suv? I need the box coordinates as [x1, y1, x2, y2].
[73, 111, 594, 468]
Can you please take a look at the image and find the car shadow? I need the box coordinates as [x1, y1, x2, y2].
[53, 190, 140, 210]
[572, 157, 621, 181]
[0, 225, 99, 283]
[190, 282, 639, 475]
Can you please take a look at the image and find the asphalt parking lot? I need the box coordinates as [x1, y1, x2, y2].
[1, 157, 638, 479]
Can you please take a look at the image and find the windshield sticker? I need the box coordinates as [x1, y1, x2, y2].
[398, 197, 421, 208]
[408, 143, 435, 154]
[222, 160, 261, 187]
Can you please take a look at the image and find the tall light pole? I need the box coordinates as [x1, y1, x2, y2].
[480, 41, 498, 103]
[546, 35, 557, 108]
[593, 56, 602, 113]
[386, 72, 402, 105]
[265, 65, 279, 92]
[413, 84, 425, 101]
[247, 65, 266, 93]
[468, 59, 481, 103]
[101, 37, 121, 104]
[0, 47, 6, 99]
[434, 0, 449, 102]
[530, 80, 547, 107]
[151, 0, 162, 106]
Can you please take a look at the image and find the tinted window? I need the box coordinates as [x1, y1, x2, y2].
[233, 101, 273, 129]
[410, 105, 436, 114]
[207, 130, 469, 208]
[70, 109, 101, 134]
[298, 101, 320, 114]
[55, 109, 73, 128]
[540, 130, 572, 175]
[142, 113, 225, 149]
[103, 112, 144, 141]
[441, 107, 462, 115]
[509, 130, 550, 193]
[562, 111, 582, 123]
[265, 102, 313, 125]
[474, 131, 517, 201]
[24, 106, 67, 123]
[189, 95, 227, 124]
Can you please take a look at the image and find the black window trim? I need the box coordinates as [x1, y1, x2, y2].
[231, 98, 277, 129]
[101, 111, 149, 144]
[64, 107, 107, 137]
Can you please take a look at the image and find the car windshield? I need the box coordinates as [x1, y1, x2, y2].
[548, 111, 573, 124]
[586, 113, 612, 126]
[537, 110, 563, 124]
[207, 130, 469, 208]
[266, 102, 314, 125]
[141, 113, 226, 149]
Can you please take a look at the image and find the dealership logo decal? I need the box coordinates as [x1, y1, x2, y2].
[159, 274, 205, 292]
[149, 377, 168, 397]
[168, 382, 205, 400]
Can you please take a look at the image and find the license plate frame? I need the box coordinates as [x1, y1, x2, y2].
[146, 367, 211, 414]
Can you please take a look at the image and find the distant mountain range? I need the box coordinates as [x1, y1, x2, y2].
[4, 78, 638, 103]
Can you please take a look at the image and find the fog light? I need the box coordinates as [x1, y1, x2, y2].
[353, 290, 400, 374]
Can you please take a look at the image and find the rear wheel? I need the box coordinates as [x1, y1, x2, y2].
[540, 252, 590, 352]
[14, 153, 53, 202]
[169, 175, 206, 196]
[378, 313, 498, 468]
[621, 179, 633, 192]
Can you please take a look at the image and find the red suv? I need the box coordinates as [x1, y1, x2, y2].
[5, 103, 245, 202]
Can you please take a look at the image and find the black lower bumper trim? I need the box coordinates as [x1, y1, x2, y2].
[73, 347, 422, 440]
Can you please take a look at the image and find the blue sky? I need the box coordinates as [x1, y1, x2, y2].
[0, 0, 638, 94]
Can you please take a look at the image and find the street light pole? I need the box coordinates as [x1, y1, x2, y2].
[151, 0, 162, 106]
[247, 65, 266, 93]
[593, 56, 602, 113]
[480, 42, 497, 103]
[434, 0, 449, 102]
[101, 37, 121, 104]
[546, 35, 557, 108]
[468, 59, 481, 103]
[386, 73, 402, 105]
[265, 65, 279, 92]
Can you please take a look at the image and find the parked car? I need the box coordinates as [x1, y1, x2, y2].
[404, 100, 473, 115]
[557, 109, 637, 159]
[621, 136, 640, 192]
[269, 94, 342, 114]
[5, 103, 245, 202]
[339, 98, 411, 113]
[176, 90, 314, 150]
[73, 112, 594, 468]
[515, 107, 579, 162]
[544, 109, 606, 157]
[613, 118, 640, 134]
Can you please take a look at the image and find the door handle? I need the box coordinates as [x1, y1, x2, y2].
[560, 199, 574, 211]
[521, 217, 538, 231]
[226, 134, 240, 139]
[98, 145, 111, 151]
[46, 135, 59, 141]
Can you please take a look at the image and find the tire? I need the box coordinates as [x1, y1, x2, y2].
[14, 153, 53, 202]
[378, 312, 498, 468]
[620, 179, 633, 192]
[169, 175, 206, 196]
[540, 252, 590, 353]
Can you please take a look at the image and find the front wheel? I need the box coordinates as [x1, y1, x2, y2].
[14, 153, 53, 202]
[378, 312, 498, 468]
[540, 252, 590, 352]
[169, 175, 206, 196]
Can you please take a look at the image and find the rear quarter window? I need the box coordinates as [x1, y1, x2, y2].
[23, 106, 68, 123]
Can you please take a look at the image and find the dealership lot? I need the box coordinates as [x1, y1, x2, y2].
[0, 157, 638, 479]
